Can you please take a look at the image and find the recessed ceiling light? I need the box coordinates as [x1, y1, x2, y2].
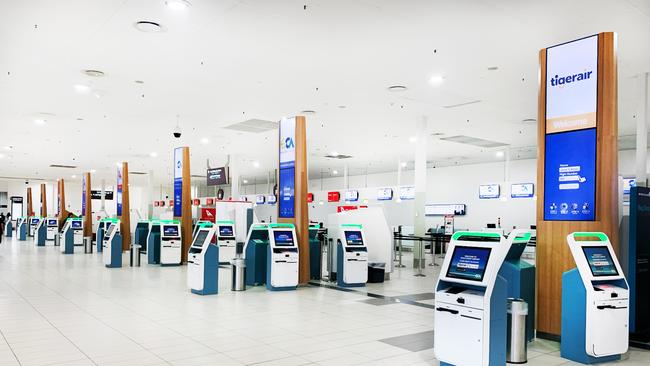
[332, 170, 338, 175]
[134, 21, 165, 33]
[34, 119, 46, 126]
[487, 66, 499, 71]
[71, 174, 77, 179]
[0, 154, 4, 159]
[429, 75, 445, 86]
[82, 69, 105, 77]
[400, 162, 407, 168]
[330, 151, 339, 157]
[165, 0, 191, 10]
[200, 138, 209, 145]
[496, 151, 504, 157]
[93, 90, 106, 99]
[150, 152, 158, 158]
[318, 200, 324, 205]
[4, 146, 13, 151]
[387, 85, 407, 92]
[409, 136, 417, 143]
[134, 80, 144, 84]
[74, 84, 91, 93]
[252, 161, 260, 168]
[300, 110, 316, 115]
[243, 179, 249, 184]
[90, 169, 97, 173]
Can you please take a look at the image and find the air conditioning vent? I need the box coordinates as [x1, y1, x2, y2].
[49, 164, 77, 169]
[442, 100, 481, 109]
[129, 171, 147, 175]
[223, 119, 278, 133]
[325, 154, 353, 159]
[440, 135, 509, 148]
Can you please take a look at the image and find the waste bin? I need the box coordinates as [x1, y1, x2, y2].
[367, 262, 386, 283]
[54, 232, 60, 247]
[507, 298, 528, 364]
[130, 244, 141, 267]
[231, 255, 246, 291]
[84, 236, 93, 254]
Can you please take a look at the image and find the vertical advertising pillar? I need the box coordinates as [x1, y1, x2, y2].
[278, 116, 309, 284]
[40, 183, 47, 217]
[26, 187, 33, 217]
[83, 173, 92, 237]
[117, 162, 131, 250]
[536, 32, 618, 337]
[174, 147, 192, 262]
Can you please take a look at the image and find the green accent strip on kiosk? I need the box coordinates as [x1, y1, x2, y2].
[572, 232, 609, 241]
[452, 231, 502, 240]
[217, 220, 234, 224]
[269, 223, 294, 228]
[341, 224, 363, 229]
[512, 232, 532, 243]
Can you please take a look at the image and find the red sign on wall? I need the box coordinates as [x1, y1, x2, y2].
[169, 200, 174, 207]
[337, 205, 357, 212]
[307, 192, 314, 203]
[192, 199, 200, 206]
[206, 198, 215, 205]
[327, 191, 340, 202]
[200, 207, 216, 223]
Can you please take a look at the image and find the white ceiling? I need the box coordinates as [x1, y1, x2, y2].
[0, 0, 649, 186]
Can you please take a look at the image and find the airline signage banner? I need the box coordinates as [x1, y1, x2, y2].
[82, 175, 86, 215]
[279, 117, 296, 218]
[174, 148, 183, 217]
[116, 167, 123, 216]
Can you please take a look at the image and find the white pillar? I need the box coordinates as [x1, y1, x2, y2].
[230, 155, 240, 200]
[637, 73, 649, 187]
[414, 116, 428, 266]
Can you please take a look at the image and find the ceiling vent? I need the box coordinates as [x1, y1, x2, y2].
[49, 164, 77, 169]
[223, 119, 278, 133]
[442, 100, 482, 109]
[325, 154, 353, 159]
[440, 135, 509, 148]
[520, 118, 537, 125]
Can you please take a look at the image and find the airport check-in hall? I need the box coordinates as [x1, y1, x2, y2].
[1, 1, 650, 365]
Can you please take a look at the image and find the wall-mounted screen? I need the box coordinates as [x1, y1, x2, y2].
[256, 195, 266, 204]
[446, 246, 492, 282]
[344, 231, 364, 246]
[47, 219, 58, 226]
[267, 195, 277, 204]
[511, 183, 535, 198]
[345, 190, 359, 202]
[582, 246, 618, 277]
[425, 204, 466, 216]
[623, 177, 636, 195]
[273, 230, 294, 246]
[399, 186, 415, 200]
[218, 225, 234, 237]
[377, 188, 393, 201]
[91, 190, 114, 200]
[207, 167, 228, 186]
[479, 184, 500, 199]
[163, 225, 179, 237]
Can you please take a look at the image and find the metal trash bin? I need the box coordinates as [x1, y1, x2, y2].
[231, 256, 246, 291]
[507, 298, 528, 364]
[54, 232, 60, 247]
[84, 236, 93, 254]
[130, 244, 141, 267]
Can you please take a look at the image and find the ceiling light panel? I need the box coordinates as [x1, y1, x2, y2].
[439, 135, 509, 148]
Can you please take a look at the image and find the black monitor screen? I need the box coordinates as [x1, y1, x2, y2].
[582, 246, 619, 277]
[31, 218, 40, 225]
[71, 221, 82, 229]
[446, 246, 492, 282]
[345, 231, 364, 246]
[219, 225, 234, 237]
[192, 230, 210, 248]
[163, 225, 179, 237]
[106, 224, 116, 237]
[48, 219, 58, 226]
[273, 231, 294, 246]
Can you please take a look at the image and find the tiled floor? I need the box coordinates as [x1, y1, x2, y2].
[0, 237, 648, 365]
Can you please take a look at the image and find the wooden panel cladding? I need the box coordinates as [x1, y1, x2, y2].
[277, 116, 310, 284]
[120, 162, 131, 251]
[26, 187, 33, 216]
[536, 32, 618, 336]
[176, 147, 192, 263]
[57, 179, 69, 227]
[84, 173, 92, 237]
[40, 183, 47, 217]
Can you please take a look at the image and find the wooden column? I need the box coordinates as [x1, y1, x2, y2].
[57, 179, 69, 227]
[120, 162, 131, 250]
[536, 32, 618, 337]
[26, 187, 33, 216]
[277, 116, 310, 284]
[83, 173, 92, 237]
[40, 183, 47, 217]
[175, 147, 192, 263]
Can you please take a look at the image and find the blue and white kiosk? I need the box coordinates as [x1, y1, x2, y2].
[434, 231, 511, 366]
[60, 219, 75, 254]
[336, 224, 368, 287]
[561, 232, 629, 364]
[71, 218, 84, 246]
[5, 219, 13, 238]
[17, 218, 27, 241]
[34, 218, 46, 246]
[45, 217, 58, 242]
[187, 226, 219, 295]
[160, 221, 182, 266]
[102, 220, 122, 268]
[216, 221, 236, 264]
[243, 223, 299, 291]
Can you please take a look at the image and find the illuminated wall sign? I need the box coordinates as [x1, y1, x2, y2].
[377, 188, 393, 201]
[256, 195, 266, 204]
[544, 35, 598, 221]
[511, 183, 535, 198]
[327, 191, 340, 202]
[399, 186, 415, 200]
[173, 148, 183, 217]
[307, 193, 314, 203]
[479, 184, 500, 199]
[267, 195, 277, 204]
[278, 117, 296, 218]
[345, 190, 359, 202]
[116, 167, 123, 216]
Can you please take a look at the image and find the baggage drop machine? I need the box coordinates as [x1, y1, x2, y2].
[103, 220, 122, 268]
[336, 224, 368, 287]
[187, 226, 219, 295]
[216, 221, 236, 264]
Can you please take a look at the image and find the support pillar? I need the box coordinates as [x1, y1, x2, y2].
[40, 183, 47, 217]
[83, 173, 92, 237]
[413, 116, 428, 268]
[637, 73, 649, 187]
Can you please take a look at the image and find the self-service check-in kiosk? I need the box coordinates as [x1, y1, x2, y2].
[309, 224, 321, 280]
[60, 219, 75, 254]
[103, 220, 122, 268]
[499, 230, 535, 342]
[34, 218, 46, 246]
[187, 226, 219, 295]
[244, 224, 271, 286]
[96, 218, 118, 252]
[561, 232, 629, 364]
[29, 217, 42, 238]
[5, 220, 13, 238]
[160, 221, 182, 266]
[336, 224, 368, 287]
[434, 231, 510, 366]
[71, 218, 83, 245]
[216, 221, 236, 264]
[45, 217, 58, 241]
[267, 224, 299, 291]
[147, 221, 162, 264]
[17, 218, 27, 241]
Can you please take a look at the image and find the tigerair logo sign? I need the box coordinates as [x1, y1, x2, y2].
[550, 70, 593, 88]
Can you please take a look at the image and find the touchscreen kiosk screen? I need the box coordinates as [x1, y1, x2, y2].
[106, 224, 116, 237]
[163, 225, 179, 237]
[48, 219, 58, 226]
[71, 220, 82, 229]
[582, 246, 619, 277]
[345, 231, 364, 245]
[446, 246, 492, 282]
[31, 218, 39, 225]
[192, 230, 209, 249]
[273, 231, 294, 246]
[219, 226, 234, 237]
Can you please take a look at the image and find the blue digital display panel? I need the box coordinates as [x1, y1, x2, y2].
[279, 167, 295, 218]
[544, 128, 596, 221]
[47, 219, 58, 226]
[219, 225, 234, 237]
[31, 218, 40, 225]
[273, 230, 294, 246]
[163, 225, 179, 237]
[344, 231, 364, 246]
[582, 246, 618, 277]
[71, 220, 82, 229]
[446, 246, 492, 282]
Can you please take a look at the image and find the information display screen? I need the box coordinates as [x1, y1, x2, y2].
[106, 224, 116, 237]
[377, 188, 393, 201]
[273, 230, 294, 246]
[31, 218, 40, 225]
[207, 167, 228, 186]
[256, 195, 266, 204]
[71, 220, 82, 229]
[219, 226, 234, 237]
[192, 230, 210, 249]
[163, 225, 179, 237]
[267, 195, 277, 204]
[425, 204, 466, 216]
[279, 167, 295, 218]
[345, 190, 359, 202]
[344, 231, 364, 246]
[582, 246, 619, 277]
[479, 184, 500, 199]
[511, 183, 535, 198]
[623, 178, 636, 195]
[446, 246, 492, 282]
[47, 219, 58, 226]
